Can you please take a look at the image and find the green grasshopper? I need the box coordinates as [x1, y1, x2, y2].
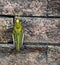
[13, 17, 24, 51]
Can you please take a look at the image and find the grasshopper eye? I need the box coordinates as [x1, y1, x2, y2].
[16, 19, 19, 23]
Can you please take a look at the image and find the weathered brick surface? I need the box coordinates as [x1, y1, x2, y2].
[0, 17, 60, 44]
[48, 46, 60, 65]
[48, 0, 60, 16]
[0, 0, 60, 16]
[0, 1, 60, 65]
[0, 47, 59, 65]
[0, 17, 13, 43]
[21, 17, 60, 43]
[0, 0, 47, 16]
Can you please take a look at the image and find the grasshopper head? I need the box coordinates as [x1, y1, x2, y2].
[15, 18, 22, 29]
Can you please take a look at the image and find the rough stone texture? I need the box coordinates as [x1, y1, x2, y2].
[0, 17, 13, 43]
[0, 0, 47, 16]
[48, 46, 60, 64]
[21, 17, 60, 43]
[0, 17, 60, 44]
[0, 0, 60, 16]
[0, 0, 60, 65]
[0, 47, 59, 65]
[48, 0, 60, 16]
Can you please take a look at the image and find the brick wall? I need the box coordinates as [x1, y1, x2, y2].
[0, 0, 60, 43]
[20, 17, 60, 43]
[0, 0, 60, 16]
[0, 0, 47, 16]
